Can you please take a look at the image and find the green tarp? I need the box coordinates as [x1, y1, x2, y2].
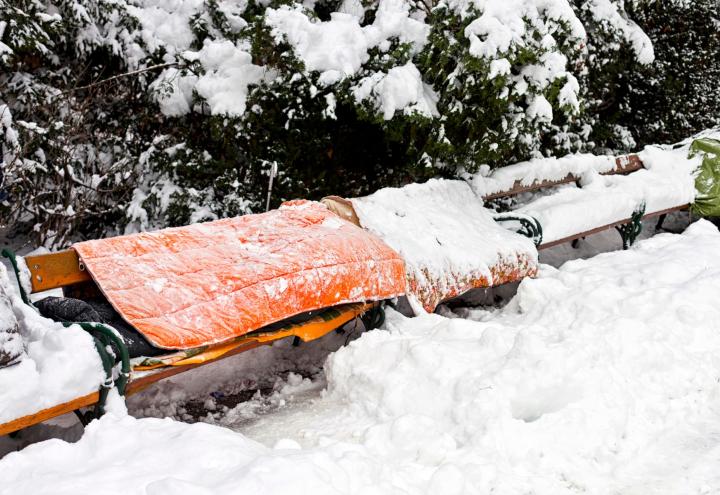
[690, 137, 720, 218]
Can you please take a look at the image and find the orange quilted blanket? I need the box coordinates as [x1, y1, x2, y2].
[72, 201, 405, 349]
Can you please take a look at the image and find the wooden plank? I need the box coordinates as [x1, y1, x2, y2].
[614, 154, 644, 174]
[0, 392, 99, 437]
[127, 340, 268, 395]
[538, 205, 689, 250]
[482, 154, 644, 201]
[0, 345, 265, 436]
[0, 303, 366, 435]
[482, 173, 577, 201]
[24, 249, 90, 293]
[0, 341, 268, 436]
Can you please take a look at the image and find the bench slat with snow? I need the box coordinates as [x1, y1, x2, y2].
[478, 147, 697, 250]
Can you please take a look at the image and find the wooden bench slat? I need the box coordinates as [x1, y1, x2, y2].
[0, 392, 99, 436]
[24, 249, 91, 293]
[1, 300, 368, 435]
[0, 339, 270, 436]
[537, 204, 689, 250]
[482, 154, 643, 201]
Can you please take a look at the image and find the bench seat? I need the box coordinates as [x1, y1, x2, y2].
[492, 147, 697, 249]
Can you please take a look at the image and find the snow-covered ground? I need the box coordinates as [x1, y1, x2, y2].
[2, 218, 719, 494]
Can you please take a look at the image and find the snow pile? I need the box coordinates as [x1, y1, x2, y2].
[0, 266, 104, 424]
[0, 265, 24, 368]
[0, 397, 392, 494]
[508, 145, 698, 244]
[322, 223, 720, 492]
[4, 221, 720, 492]
[351, 179, 537, 312]
[469, 152, 619, 198]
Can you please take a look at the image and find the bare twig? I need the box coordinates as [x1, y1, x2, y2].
[54, 62, 180, 97]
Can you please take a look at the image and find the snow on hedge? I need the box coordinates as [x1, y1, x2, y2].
[4, 221, 720, 492]
[124, 0, 649, 122]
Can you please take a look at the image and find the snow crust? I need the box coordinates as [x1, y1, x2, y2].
[351, 179, 537, 312]
[4, 222, 720, 492]
[0, 266, 104, 424]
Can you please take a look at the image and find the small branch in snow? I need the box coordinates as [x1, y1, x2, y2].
[56, 62, 181, 97]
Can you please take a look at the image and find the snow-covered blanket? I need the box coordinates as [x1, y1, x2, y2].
[0, 265, 104, 424]
[351, 179, 538, 312]
[3, 220, 720, 493]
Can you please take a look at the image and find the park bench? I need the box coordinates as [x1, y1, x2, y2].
[0, 201, 403, 436]
[1, 143, 706, 436]
[321, 150, 696, 314]
[483, 153, 693, 250]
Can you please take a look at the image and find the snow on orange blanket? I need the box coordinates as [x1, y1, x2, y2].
[72, 201, 406, 350]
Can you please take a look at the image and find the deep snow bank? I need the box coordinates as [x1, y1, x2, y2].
[3, 221, 720, 494]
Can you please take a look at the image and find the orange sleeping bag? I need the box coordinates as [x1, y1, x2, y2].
[72, 201, 406, 350]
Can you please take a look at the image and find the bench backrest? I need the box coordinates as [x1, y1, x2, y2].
[22, 250, 90, 294]
[481, 154, 643, 201]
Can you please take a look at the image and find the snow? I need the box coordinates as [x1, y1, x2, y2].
[0, 266, 24, 367]
[266, 0, 427, 81]
[508, 145, 699, 244]
[352, 63, 439, 120]
[350, 179, 538, 312]
[265, 0, 436, 119]
[586, 0, 654, 64]
[468, 152, 619, 198]
[0, 266, 104, 424]
[152, 40, 266, 117]
[462, 0, 585, 60]
[189, 40, 266, 116]
[3, 221, 720, 492]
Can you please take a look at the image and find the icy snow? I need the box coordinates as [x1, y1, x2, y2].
[3, 221, 720, 492]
